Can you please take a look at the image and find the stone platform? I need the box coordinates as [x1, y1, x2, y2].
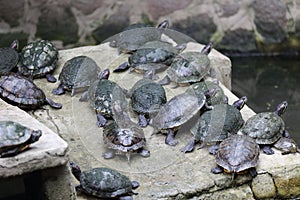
[1, 41, 299, 199]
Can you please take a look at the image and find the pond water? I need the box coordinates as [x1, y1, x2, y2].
[231, 55, 300, 146]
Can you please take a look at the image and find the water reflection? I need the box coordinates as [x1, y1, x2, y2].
[231, 56, 300, 145]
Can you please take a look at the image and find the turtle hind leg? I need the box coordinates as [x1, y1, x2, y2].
[165, 129, 178, 146]
[208, 142, 220, 155]
[46, 98, 62, 109]
[52, 85, 65, 95]
[249, 168, 257, 177]
[262, 145, 274, 155]
[113, 62, 130, 72]
[211, 166, 223, 174]
[96, 114, 107, 127]
[45, 74, 57, 83]
[181, 138, 196, 153]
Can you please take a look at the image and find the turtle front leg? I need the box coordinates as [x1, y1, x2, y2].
[114, 62, 130, 72]
[211, 166, 223, 174]
[46, 98, 62, 109]
[52, 84, 65, 95]
[181, 138, 196, 153]
[139, 148, 150, 157]
[208, 142, 220, 155]
[0, 147, 20, 157]
[158, 75, 171, 85]
[138, 114, 148, 127]
[96, 113, 107, 127]
[262, 145, 274, 155]
[45, 74, 57, 83]
[143, 69, 159, 80]
[165, 129, 178, 146]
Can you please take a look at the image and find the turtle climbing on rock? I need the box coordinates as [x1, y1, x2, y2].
[0, 40, 19, 75]
[0, 121, 42, 157]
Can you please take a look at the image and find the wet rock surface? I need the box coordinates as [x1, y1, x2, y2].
[17, 42, 299, 199]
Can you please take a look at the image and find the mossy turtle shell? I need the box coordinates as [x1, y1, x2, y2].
[18, 40, 58, 78]
[186, 81, 226, 105]
[152, 92, 206, 132]
[191, 103, 244, 142]
[130, 79, 167, 115]
[0, 121, 41, 156]
[0, 47, 19, 75]
[88, 79, 126, 118]
[0, 74, 49, 110]
[79, 167, 134, 198]
[238, 112, 285, 144]
[215, 135, 259, 173]
[166, 51, 210, 84]
[58, 56, 100, 94]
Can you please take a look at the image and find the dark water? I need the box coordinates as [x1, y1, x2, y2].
[231, 56, 300, 145]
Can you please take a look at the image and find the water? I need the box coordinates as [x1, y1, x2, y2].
[231, 56, 300, 146]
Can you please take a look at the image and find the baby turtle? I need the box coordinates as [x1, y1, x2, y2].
[238, 101, 289, 155]
[211, 134, 259, 179]
[159, 42, 212, 87]
[0, 121, 42, 157]
[0, 40, 19, 75]
[129, 78, 167, 127]
[151, 88, 215, 146]
[80, 69, 127, 127]
[181, 96, 247, 154]
[273, 137, 300, 155]
[70, 161, 139, 199]
[185, 80, 227, 106]
[110, 19, 169, 53]
[18, 40, 58, 82]
[52, 56, 100, 96]
[0, 73, 62, 110]
[114, 41, 185, 80]
[103, 100, 150, 161]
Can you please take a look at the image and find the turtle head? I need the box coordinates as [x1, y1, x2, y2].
[232, 96, 247, 110]
[69, 161, 81, 181]
[10, 40, 19, 51]
[275, 101, 288, 116]
[204, 88, 217, 99]
[99, 68, 110, 80]
[200, 42, 213, 55]
[157, 19, 169, 29]
[31, 130, 42, 143]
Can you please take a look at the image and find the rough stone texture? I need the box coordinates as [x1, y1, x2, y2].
[36, 5, 79, 45]
[251, 173, 276, 199]
[20, 42, 298, 199]
[1, 0, 300, 54]
[0, 100, 69, 178]
[253, 0, 287, 44]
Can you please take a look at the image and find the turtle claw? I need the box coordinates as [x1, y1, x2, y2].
[262, 145, 274, 155]
[208, 143, 220, 155]
[46, 98, 62, 109]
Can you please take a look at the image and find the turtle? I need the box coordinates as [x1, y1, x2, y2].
[18, 40, 58, 82]
[181, 96, 247, 154]
[185, 80, 228, 106]
[0, 73, 62, 110]
[238, 101, 289, 155]
[151, 88, 215, 146]
[102, 100, 150, 161]
[129, 78, 167, 127]
[109, 19, 169, 54]
[113, 40, 186, 80]
[159, 42, 212, 87]
[69, 161, 139, 199]
[211, 134, 260, 179]
[79, 69, 127, 127]
[52, 56, 101, 96]
[0, 40, 19, 75]
[0, 121, 42, 157]
[273, 137, 300, 155]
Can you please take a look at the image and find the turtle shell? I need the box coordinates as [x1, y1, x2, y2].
[186, 81, 226, 105]
[191, 103, 244, 142]
[79, 167, 134, 198]
[0, 121, 41, 156]
[18, 40, 58, 78]
[129, 41, 178, 72]
[88, 79, 126, 118]
[166, 51, 210, 84]
[215, 134, 259, 173]
[151, 92, 206, 132]
[238, 112, 285, 144]
[130, 79, 167, 115]
[0, 47, 19, 75]
[58, 56, 100, 95]
[103, 120, 146, 153]
[0, 74, 47, 109]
